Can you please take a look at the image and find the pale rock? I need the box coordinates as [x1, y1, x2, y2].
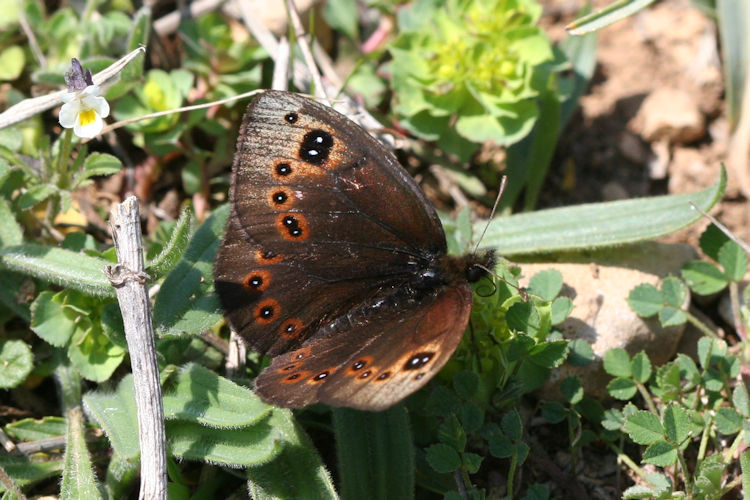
[520, 242, 697, 400]
[634, 88, 705, 144]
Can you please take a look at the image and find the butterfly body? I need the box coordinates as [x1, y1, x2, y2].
[214, 91, 495, 411]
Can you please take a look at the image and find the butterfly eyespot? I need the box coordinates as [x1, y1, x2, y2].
[299, 130, 333, 165]
[311, 371, 330, 382]
[348, 356, 374, 373]
[284, 112, 298, 124]
[403, 352, 434, 371]
[275, 163, 292, 177]
[253, 299, 280, 325]
[255, 249, 283, 264]
[281, 370, 311, 384]
[375, 372, 390, 381]
[242, 270, 270, 292]
[266, 187, 294, 209]
[279, 364, 298, 372]
[359, 371, 372, 379]
[276, 213, 309, 241]
[415, 373, 425, 380]
[279, 318, 304, 339]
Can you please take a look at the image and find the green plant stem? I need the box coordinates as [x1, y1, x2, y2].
[506, 452, 519, 500]
[635, 381, 658, 415]
[607, 442, 645, 479]
[676, 452, 693, 498]
[57, 128, 74, 189]
[724, 429, 745, 465]
[684, 310, 719, 339]
[696, 413, 712, 462]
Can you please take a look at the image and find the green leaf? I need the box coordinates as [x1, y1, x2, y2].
[322, 0, 359, 38]
[153, 205, 226, 335]
[438, 416, 467, 452]
[566, 0, 657, 35]
[4, 416, 66, 441]
[83, 375, 140, 460]
[0, 454, 63, 491]
[642, 440, 677, 466]
[146, 208, 192, 280]
[246, 409, 336, 499]
[681, 261, 728, 295]
[30, 291, 77, 347]
[527, 341, 568, 369]
[560, 376, 583, 404]
[607, 377, 637, 400]
[0, 245, 115, 298]
[698, 223, 729, 261]
[0, 339, 33, 389]
[67, 325, 126, 382]
[733, 383, 750, 417]
[714, 407, 743, 435]
[60, 408, 100, 500]
[718, 240, 747, 281]
[658, 306, 687, 327]
[477, 166, 725, 255]
[489, 434, 513, 459]
[541, 402, 566, 424]
[566, 339, 594, 366]
[602, 409, 625, 431]
[425, 443, 461, 474]
[603, 348, 631, 377]
[334, 406, 414, 500]
[550, 297, 573, 325]
[162, 363, 272, 427]
[0, 197, 22, 246]
[625, 411, 664, 445]
[663, 404, 690, 444]
[0, 45, 24, 81]
[507, 302, 541, 337]
[660, 277, 687, 308]
[463, 452, 483, 474]
[78, 152, 122, 182]
[167, 416, 282, 467]
[627, 284, 663, 317]
[630, 351, 652, 384]
[452, 370, 479, 400]
[17, 183, 57, 210]
[501, 410, 523, 441]
[527, 269, 563, 301]
[741, 450, 750, 496]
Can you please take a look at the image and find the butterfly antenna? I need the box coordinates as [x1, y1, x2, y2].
[474, 261, 529, 302]
[473, 176, 507, 255]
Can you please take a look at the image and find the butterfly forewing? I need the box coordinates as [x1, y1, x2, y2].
[215, 90, 489, 410]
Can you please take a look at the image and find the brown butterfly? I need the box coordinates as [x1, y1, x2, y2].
[214, 90, 495, 411]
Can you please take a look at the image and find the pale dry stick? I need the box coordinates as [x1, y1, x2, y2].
[18, 9, 45, 70]
[96, 89, 263, 137]
[104, 197, 167, 500]
[152, 0, 227, 36]
[690, 201, 749, 341]
[235, 0, 280, 57]
[0, 47, 145, 130]
[272, 37, 291, 91]
[284, 0, 326, 99]
[689, 201, 750, 254]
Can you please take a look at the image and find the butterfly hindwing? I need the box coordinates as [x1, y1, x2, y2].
[253, 284, 473, 411]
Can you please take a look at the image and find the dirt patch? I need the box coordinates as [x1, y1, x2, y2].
[541, 0, 745, 247]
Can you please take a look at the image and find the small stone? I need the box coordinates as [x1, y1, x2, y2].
[634, 88, 706, 144]
[526, 242, 697, 401]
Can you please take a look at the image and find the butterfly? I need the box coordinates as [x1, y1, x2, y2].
[214, 90, 495, 411]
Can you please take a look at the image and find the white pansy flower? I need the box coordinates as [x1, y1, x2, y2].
[58, 58, 110, 139]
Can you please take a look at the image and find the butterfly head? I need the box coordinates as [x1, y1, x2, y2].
[465, 250, 497, 283]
